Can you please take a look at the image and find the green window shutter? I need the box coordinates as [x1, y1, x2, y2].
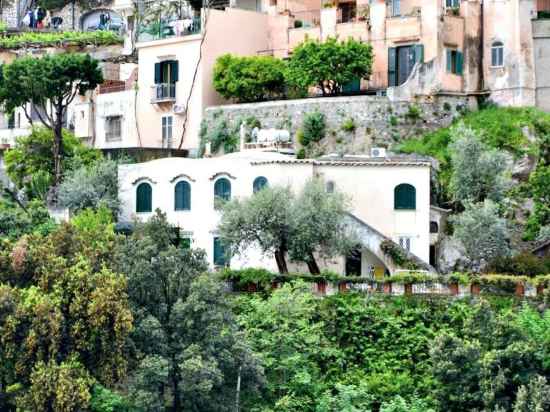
[136, 183, 152, 213]
[171, 60, 179, 82]
[414, 44, 424, 64]
[175, 181, 191, 210]
[214, 178, 231, 203]
[388, 47, 397, 87]
[394, 184, 416, 210]
[342, 77, 361, 93]
[253, 176, 268, 193]
[456, 51, 464, 75]
[154, 63, 161, 84]
[446, 49, 452, 72]
[213, 237, 227, 266]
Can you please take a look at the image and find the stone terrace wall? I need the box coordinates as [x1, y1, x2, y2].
[204, 94, 478, 155]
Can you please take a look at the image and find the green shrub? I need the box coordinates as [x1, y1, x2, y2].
[380, 240, 420, 270]
[213, 54, 287, 103]
[300, 110, 326, 146]
[199, 116, 239, 155]
[405, 105, 422, 122]
[341, 117, 356, 133]
[489, 252, 550, 277]
[0, 30, 121, 49]
[296, 148, 306, 159]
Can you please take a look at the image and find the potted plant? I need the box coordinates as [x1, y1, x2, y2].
[294, 20, 303, 28]
[357, 5, 369, 22]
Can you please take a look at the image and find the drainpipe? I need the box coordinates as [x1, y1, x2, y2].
[479, 0, 484, 91]
[72, 0, 75, 30]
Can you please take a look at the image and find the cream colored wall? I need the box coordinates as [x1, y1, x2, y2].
[137, 35, 204, 151]
[118, 153, 431, 269]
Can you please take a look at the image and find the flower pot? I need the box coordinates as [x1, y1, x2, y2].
[317, 281, 327, 295]
[247, 283, 257, 292]
[383, 282, 392, 294]
[271, 281, 280, 289]
[404, 283, 413, 295]
[449, 282, 459, 296]
[515, 282, 525, 297]
[471, 283, 480, 295]
[338, 282, 348, 293]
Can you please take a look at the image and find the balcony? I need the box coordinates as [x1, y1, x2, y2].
[386, 14, 421, 42]
[138, 16, 201, 43]
[151, 83, 176, 103]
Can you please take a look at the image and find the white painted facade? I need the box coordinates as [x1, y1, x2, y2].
[118, 151, 431, 273]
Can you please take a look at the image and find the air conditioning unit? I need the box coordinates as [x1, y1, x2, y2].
[370, 147, 386, 158]
[174, 104, 186, 115]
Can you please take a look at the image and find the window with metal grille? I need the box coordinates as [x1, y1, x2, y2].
[399, 236, 411, 251]
[491, 41, 504, 67]
[105, 116, 122, 141]
[174, 180, 191, 211]
[136, 182, 152, 213]
[430, 221, 439, 233]
[394, 184, 416, 210]
[253, 176, 268, 193]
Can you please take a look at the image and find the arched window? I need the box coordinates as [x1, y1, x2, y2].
[174, 181, 191, 211]
[430, 221, 439, 233]
[394, 184, 416, 210]
[326, 181, 335, 193]
[253, 176, 268, 193]
[214, 178, 231, 207]
[491, 41, 504, 67]
[136, 182, 152, 213]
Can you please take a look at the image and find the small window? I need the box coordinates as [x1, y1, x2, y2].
[399, 236, 411, 251]
[446, 0, 459, 8]
[326, 181, 335, 193]
[136, 182, 152, 213]
[491, 41, 504, 67]
[162, 116, 173, 147]
[105, 115, 122, 141]
[7, 112, 14, 129]
[253, 176, 268, 193]
[394, 184, 416, 210]
[174, 180, 191, 211]
[391, 0, 400, 16]
[214, 178, 231, 208]
[213, 237, 228, 266]
[430, 221, 439, 233]
[446, 49, 463, 75]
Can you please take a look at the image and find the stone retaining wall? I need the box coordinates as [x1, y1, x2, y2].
[204, 94, 477, 155]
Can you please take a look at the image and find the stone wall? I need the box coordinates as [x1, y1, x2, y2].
[203, 94, 477, 155]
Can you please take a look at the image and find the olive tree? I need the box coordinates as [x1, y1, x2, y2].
[449, 124, 511, 205]
[451, 200, 511, 270]
[0, 54, 103, 188]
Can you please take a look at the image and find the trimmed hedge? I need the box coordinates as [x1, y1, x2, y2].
[0, 30, 122, 49]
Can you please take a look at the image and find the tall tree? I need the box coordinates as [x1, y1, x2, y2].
[113, 211, 263, 411]
[0, 54, 103, 188]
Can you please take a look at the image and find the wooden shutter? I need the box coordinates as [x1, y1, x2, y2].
[253, 177, 268, 193]
[175, 181, 191, 210]
[456, 51, 464, 75]
[414, 44, 424, 64]
[136, 183, 152, 213]
[394, 184, 416, 210]
[446, 49, 452, 72]
[154, 62, 161, 84]
[388, 47, 397, 87]
[213, 237, 226, 266]
[215, 178, 231, 202]
[171, 60, 179, 82]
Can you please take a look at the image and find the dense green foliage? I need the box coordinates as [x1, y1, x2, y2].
[4, 127, 101, 198]
[213, 54, 287, 103]
[235, 284, 550, 412]
[297, 110, 326, 147]
[0, 53, 103, 186]
[0, 30, 122, 49]
[286, 37, 373, 96]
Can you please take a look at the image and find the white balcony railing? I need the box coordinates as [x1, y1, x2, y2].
[151, 83, 176, 103]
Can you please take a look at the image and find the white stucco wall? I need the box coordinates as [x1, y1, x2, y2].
[118, 151, 431, 270]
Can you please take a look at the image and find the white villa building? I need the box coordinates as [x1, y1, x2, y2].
[118, 150, 433, 275]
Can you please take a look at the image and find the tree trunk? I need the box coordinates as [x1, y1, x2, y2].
[306, 253, 320, 275]
[274, 249, 288, 274]
[172, 366, 181, 412]
[52, 112, 64, 188]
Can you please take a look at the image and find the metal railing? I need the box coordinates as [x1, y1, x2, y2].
[151, 83, 176, 102]
[137, 17, 201, 42]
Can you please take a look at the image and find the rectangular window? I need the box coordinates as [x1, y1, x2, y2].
[154, 60, 179, 84]
[213, 237, 228, 266]
[446, 49, 463, 75]
[162, 116, 173, 147]
[105, 116, 122, 141]
[446, 0, 459, 8]
[7, 113, 14, 129]
[399, 236, 411, 252]
[392, 0, 400, 16]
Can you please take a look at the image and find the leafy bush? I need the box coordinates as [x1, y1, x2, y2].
[341, 117, 356, 133]
[525, 165, 550, 240]
[198, 116, 239, 155]
[0, 199, 56, 240]
[90, 385, 131, 412]
[299, 110, 326, 146]
[489, 252, 550, 277]
[286, 37, 373, 96]
[213, 54, 287, 103]
[380, 239, 420, 270]
[0, 30, 121, 49]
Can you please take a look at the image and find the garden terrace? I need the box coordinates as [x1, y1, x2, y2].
[0, 30, 122, 49]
